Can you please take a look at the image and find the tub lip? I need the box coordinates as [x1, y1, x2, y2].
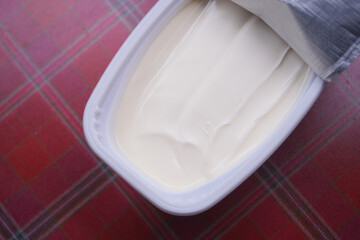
[83, 0, 324, 215]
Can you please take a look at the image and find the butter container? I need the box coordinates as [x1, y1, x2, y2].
[83, 0, 324, 215]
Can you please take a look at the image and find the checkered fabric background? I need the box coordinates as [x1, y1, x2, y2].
[0, 0, 359, 239]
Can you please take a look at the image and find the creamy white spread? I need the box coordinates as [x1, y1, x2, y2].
[114, 0, 310, 190]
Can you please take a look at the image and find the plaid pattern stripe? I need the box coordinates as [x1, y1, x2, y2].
[0, 0, 359, 239]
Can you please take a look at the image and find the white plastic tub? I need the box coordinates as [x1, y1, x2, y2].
[83, 0, 324, 215]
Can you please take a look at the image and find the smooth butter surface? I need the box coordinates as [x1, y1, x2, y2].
[114, 0, 310, 190]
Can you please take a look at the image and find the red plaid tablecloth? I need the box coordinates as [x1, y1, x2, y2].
[0, 0, 359, 239]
